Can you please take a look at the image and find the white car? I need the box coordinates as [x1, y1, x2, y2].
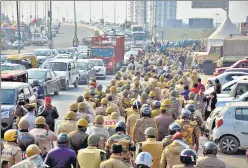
[42, 36, 48, 44]
[213, 102, 248, 154]
[33, 49, 53, 64]
[77, 45, 89, 53]
[207, 72, 248, 87]
[205, 107, 224, 134]
[32, 33, 44, 45]
[124, 51, 138, 65]
[205, 80, 237, 95]
[87, 59, 106, 79]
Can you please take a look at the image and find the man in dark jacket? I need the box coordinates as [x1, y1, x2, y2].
[38, 97, 59, 131]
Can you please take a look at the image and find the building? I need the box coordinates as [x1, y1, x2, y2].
[188, 18, 213, 29]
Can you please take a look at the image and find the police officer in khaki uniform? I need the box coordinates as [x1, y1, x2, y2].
[100, 143, 130, 168]
[89, 89, 100, 107]
[96, 84, 106, 101]
[103, 106, 115, 121]
[77, 102, 94, 123]
[136, 127, 163, 168]
[84, 91, 96, 109]
[25, 144, 41, 158]
[57, 111, 77, 134]
[172, 149, 197, 168]
[162, 122, 181, 148]
[126, 100, 141, 137]
[109, 86, 119, 103]
[196, 141, 225, 168]
[140, 92, 150, 106]
[68, 119, 89, 154]
[117, 90, 131, 117]
[157, 76, 167, 90]
[70, 96, 84, 113]
[95, 98, 109, 116]
[170, 90, 181, 120]
[131, 80, 142, 98]
[77, 134, 106, 168]
[117, 81, 124, 93]
[1, 129, 22, 167]
[149, 91, 157, 105]
[151, 101, 161, 118]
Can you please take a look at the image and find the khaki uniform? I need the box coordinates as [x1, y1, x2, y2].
[172, 165, 196, 168]
[132, 117, 157, 143]
[77, 112, 94, 123]
[170, 97, 181, 120]
[77, 146, 106, 168]
[29, 128, 57, 155]
[153, 87, 161, 100]
[86, 124, 109, 143]
[190, 74, 199, 85]
[1, 142, 22, 167]
[196, 154, 226, 168]
[100, 155, 130, 168]
[109, 102, 121, 115]
[96, 91, 106, 101]
[95, 106, 106, 116]
[126, 112, 140, 136]
[57, 120, 77, 134]
[160, 141, 186, 168]
[151, 109, 161, 118]
[176, 85, 184, 93]
[157, 82, 167, 90]
[162, 135, 173, 148]
[125, 108, 135, 119]
[137, 138, 163, 168]
[117, 97, 131, 117]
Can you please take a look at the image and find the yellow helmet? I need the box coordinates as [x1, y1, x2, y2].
[134, 80, 140, 86]
[89, 81, 95, 85]
[111, 79, 116, 85]
[35, 116, 46, 125]
[110, 86, 117, 93]
[149, 91, 156, 98]
[101, 98, 109, 105]
[4, 129, 18, 142]
[77, 118, 88, 127]
[144, 76, 149, 81]
[159, 76, 164, 82]
[106, 106, 114, 114]
[65, 111, 77, 120]
[83, 91, 91, 98]
[179, 78, 184, 83]
[160, 99, 172, 110]
[69, 103, 78, 111]
[18, 118, 30, 130]
[94, 115, 104, 124]
[78, 102, 87, 110]
[26, 144, 41, 158]
[117, 81, 123, 87]
[130, 70, 134, 75]
[110, 112, 119, 120]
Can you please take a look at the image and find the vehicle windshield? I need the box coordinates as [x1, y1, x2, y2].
[58, 49, 68, 54]
[132, 32, 146, 41]
[1, 65, 14, 71]
[49, 62, 67, 71]
[1, 89, 15, 105]
[91, 48, 114, 57]
[34, 50, 51, 56]
[28, 70, 46, 79]
[89, 60, 104, 66]
[77, 62, 87, 70]
[78, 46, 88, 50]
[78, 53, 88, 59]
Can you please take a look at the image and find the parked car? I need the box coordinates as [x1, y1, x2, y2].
[77, 45, 89, 53]
[87, 59, 106, 79]
[207, 72, 248, 87]
[46, 59, 79, 89]
[205, 106, 224, 135]
[55, 54, 73, 59]
[42, 36, 49, 44]
[27, 68, 61, 96]
[1, 63, 26, 71]
[77, 59, 96, 84]
[57, 49, 69, 55]
[50, 49, 59, 56]
[205, 79, 237, 95]
[213, 102, 248, 154]
[33, 49, 53, 65]
[225, 68, 248, 74]
[32, 33, 44, 46]
[12, 41, 24, 49]
[1, 82, 36, 131]
[216, 91, 248, 107]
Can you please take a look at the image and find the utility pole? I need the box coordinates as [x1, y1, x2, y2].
[74, 1, 78, 46]
[21, 1, 24, 23]
[16, 1, 21, 54]
[102, 1, 104, 21]
[114, 1, 116, 26]
[30, 2, 32, 22]
[125, 1, 127, 29]
[48, 1, 53, 49]
[90, 1, 92, 23]
[35, 2, 37, 20]
[144, 0, 147, 32]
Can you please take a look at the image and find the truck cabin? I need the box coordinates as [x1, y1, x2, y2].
[1, 70, 28, 83]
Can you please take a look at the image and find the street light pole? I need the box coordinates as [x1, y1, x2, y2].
[125, 1, 127, 29]
[74, 1, 78, 46]
[48, 1, 53, 49]
[16, 1, 21, 54]
[114, 1, 116, 25]
[90, 1, 92, 23]
[102, 1, 104, 21]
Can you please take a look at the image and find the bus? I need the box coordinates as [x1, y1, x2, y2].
[131, 25, 143, 32]
[131, 31, 146, 43]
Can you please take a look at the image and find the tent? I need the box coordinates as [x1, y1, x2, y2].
[207, 17, 240, 52]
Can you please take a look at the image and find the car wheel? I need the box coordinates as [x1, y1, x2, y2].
[219, 135, 239, 154]
[65, 80, 69, 90]
[74, 78, 78, 88]
[54, 89, 59, 95]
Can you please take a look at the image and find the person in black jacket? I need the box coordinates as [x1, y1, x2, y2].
[214, 79, 221, 94]
[38, 97, 59, 132]
[204, 92, 217, 120]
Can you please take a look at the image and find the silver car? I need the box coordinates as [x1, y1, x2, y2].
[77, 59, 96, 84]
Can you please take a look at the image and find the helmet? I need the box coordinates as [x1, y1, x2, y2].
[77, 96, 84, 102]
[115, 74, 120, 80]
[33, 80, 40, 86]
[77, 118, 88, 127]
[88, 134, 101, 146]
[170, 83, 175, 88]
[170, 90, 177, 97]
[142, 107, 151, 115]
[160, 99, 172, 110]
[169, 122, 181, 135]
[110, 86, 117, 93]
[83, 91, 90, 98]
[97, 84, 103, 91]
[69, 103, 78, 111]
[144, 127, 156, 137]
[18, 118, 30, 130]
[153, 101, 161, 109]
[89, 81, 95, 85]
[65, 111, 77, 120]
[122, 90, 129, 97]
[141, 104, 150, 109]
[115, 122, 126, 132]
[117, 81, 123, 87]
[180, 149, 197, 165]
[189, 92, 196, 99]
[57, 133, 69, 144]
[159, 76, 165, 82]
[121, 67, 126, 72]
[26, 144, 41, 158]
[126, 83, 131, 89]
[4, 129, 18, 142]
[134, 80, 140, 86]
[89, 86, 95, 90]
[141, 92, 149, 100]
[179, 78, 184, 83]
[106, 106, 114, 114]
[111, 112, 119, 120]
[35, 116, 46, 125]
[144, 87, 150, 94]
[185, 104, 196, 113]
[78, 102, 87, 110]
[144, 76, 149, 81]
[203, 141, 218, 155]
[111, 79, 117, 85]
[181, 109, 192, 119]
[132, 100, 141, 109]
[149, 91, 156, 98]
[94, 115, 104, 124]
[89, 89, 95, 95]
[101, 98, 109, 105]
[135, 152, 153, 167]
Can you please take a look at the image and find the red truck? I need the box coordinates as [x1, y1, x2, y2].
[90, 35, 125, 73]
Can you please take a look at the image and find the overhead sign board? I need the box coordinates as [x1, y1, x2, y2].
[192, 0, 229, 8]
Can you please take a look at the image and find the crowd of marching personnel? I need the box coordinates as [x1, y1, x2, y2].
[1, 51, 226, 168]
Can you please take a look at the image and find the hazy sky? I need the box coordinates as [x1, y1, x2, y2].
[2, 1, 248, 24]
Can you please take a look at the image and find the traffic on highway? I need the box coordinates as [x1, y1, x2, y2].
[1, 1, 248, 168]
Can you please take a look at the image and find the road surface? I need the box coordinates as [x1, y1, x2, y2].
[4, 24, 247, 168]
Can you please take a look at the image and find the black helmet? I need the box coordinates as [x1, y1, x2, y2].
[169, 122, 181, 135]
[33, 80, 40, 86]
[115, 122, 126, 132]
[203, 141, 218, 155]
[181, 109, 191, 119]
[57, 133, 69, 144]
[185, 104, 196, 113]
[132, 100, 141, 109]
[180, 149, 197, 165]
[77, 96, 84, 102]
[97, 84, 103, 91]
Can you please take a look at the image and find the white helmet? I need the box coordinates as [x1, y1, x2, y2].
[135, 152, 153, 167]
